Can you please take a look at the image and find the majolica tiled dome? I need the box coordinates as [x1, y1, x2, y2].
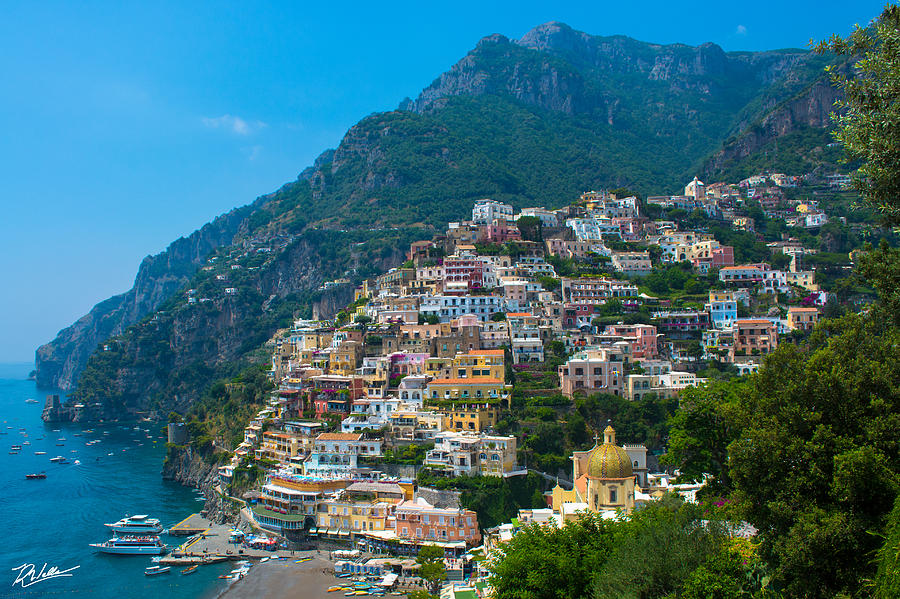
[586, 426, 633, 479]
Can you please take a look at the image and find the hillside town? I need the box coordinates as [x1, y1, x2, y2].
[191, 171, 859, 595]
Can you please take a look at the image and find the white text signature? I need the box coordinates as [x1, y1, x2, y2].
[11, 563, 80, 588]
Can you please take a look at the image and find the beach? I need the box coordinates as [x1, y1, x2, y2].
[219, 554, 339, 599]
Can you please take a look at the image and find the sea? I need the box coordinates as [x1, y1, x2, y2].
[0, 363, 233, 599]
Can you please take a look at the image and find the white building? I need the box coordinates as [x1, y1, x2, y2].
[472, 199, 514, 225]
[419, 295, 505, 323]
[424, 431, 521, 477]
[303, 433, 383, 477]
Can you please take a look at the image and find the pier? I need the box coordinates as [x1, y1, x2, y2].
[162, 514, 304, 565]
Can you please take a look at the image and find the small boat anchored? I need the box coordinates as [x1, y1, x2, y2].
[181, 565, 198, 575]
[144, 566, 171, 576]
[25, 473, 47, 480]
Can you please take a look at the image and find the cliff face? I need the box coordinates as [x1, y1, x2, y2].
[702, 76, 843, 176]
[162, 447, 239, 524]
[65, 230, 409, 420]
[41, 21, 842, 416]
[35, 203, 257, 391]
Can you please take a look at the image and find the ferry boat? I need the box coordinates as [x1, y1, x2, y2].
[105, 515, 163, 534]
[90, 536, 167, 555]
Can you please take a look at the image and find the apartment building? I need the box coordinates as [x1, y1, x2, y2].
[424, 431, 519, 477]
[394, 498, 481, 546]
[558, 349, 626, 397]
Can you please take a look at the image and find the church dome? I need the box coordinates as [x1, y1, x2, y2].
[586, 426, 633, 479]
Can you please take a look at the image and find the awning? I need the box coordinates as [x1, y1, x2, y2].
[338, 530, 350, 536]
[308, 528, 318, 534]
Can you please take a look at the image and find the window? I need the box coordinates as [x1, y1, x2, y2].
[609, 487, 618, 503]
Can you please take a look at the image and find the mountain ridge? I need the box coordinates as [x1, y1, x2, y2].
[35, 20, 844, 399]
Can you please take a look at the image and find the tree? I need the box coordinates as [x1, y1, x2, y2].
[726, 312, 900, 596]
[817, 5, 900, 224]
[416, 545, 447, 594]
[517, 216, 543, 242]
[488, 513, 614, 599]
[593, 497, 730, 599]
[662, 381, 746, 492]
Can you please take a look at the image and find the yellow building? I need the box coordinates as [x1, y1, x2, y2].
[552, 426, 636, 516]
[255, 431, 302, 462]
[425, 349, 505, 380]
[435, 404, 501, 433]
[424, 377, 509, 402]
[331, 341, 363, 376]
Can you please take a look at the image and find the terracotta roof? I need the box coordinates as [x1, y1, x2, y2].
[506, 312, 533, 317]
[735, 319, 773, 325]
[788, 307, 818, 312]
[467, 349, 504, 356]
[316, 433, 362, 441]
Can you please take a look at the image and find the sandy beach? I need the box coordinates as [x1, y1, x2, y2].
[219, 554, 342, 599]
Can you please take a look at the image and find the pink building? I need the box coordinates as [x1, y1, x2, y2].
[388, 352, 428, 377]
[443, 256, 485, 291]
[558, 349, 626, 398]
[486, 219, 522, 243]
[604, 324, 659, 359]
[393, 497, 481, 546]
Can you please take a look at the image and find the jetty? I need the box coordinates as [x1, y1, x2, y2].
[162, 514, 298, 565]
[168, 513, 209, 536]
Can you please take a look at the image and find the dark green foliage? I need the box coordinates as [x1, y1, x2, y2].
[488, 512, 614, 599]
[662, 380, 747, 491]
[817, 6, 900, 224]
[186, 364, 274, 454]
[416, 471, 545, 530]
[575, 393, 678, 451]
[416, 545, 447, 594]
[680, 548, 752, 599]
[593, 498, 730, 599]
[874, 496, 900, 598]
[488, 498, 735, 599]
[380, 443, 433, 465]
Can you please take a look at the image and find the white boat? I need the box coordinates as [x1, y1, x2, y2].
[105, 515, 163, 534]
[144, 565, 171, 576]
[90, 536, 167, 555]
[25, 399, 38, 404]
[49, 456, 67, 463]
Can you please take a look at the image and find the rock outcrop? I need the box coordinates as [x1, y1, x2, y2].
[162, 446, 240, 524]
[35, 203, 259, 391]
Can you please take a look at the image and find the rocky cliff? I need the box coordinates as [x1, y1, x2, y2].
[66, 229, 413, 419]
[702, 75, 844, 177]
[162, 446, 240, 524]
[41, 21, 843, 418]
[35, 202, 260, 391]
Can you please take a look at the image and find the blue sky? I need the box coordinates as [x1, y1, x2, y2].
[0, 0, 886, 363]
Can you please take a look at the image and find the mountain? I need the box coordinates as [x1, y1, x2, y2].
[37, 21, 843, 414]
[34, 203, 258, 391]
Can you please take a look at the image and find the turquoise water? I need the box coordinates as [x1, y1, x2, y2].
[0, 364, 231, 599]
